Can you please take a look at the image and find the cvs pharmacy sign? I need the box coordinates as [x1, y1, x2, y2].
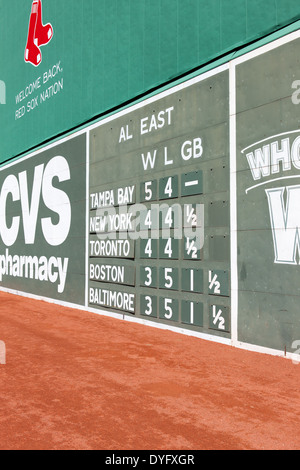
[0, 156, 71, 247]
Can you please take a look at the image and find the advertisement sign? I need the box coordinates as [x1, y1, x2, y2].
[1, 0, 299, 162]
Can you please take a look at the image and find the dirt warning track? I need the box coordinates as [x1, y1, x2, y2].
[0, 291, 299, 450]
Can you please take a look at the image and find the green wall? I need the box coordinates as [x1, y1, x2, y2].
[236, 36, 300, 353]
[1, 0, 300, 162]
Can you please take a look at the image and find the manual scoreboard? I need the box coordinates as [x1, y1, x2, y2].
[88, 66, 230, 338]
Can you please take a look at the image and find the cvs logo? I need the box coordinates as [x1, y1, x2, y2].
[0, 156, 71, 247]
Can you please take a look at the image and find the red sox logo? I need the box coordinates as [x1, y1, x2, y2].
[24, 0, 53, 67]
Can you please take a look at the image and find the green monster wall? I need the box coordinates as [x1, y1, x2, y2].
[0, 0, 300, 163]
[1, 2, 300, 360]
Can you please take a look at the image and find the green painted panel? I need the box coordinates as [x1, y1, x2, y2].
[140, 208, 159, 231]
[140, 239, 158, 259]
[159, 176, 179, 200]
[209, 304, 230, 332]
[181, 171, 203, 196]
[183, 204, 203, 228]
[159, 238, 179, 260]
[90, 260, 135, 287]
[141, 294, 158, 318]
[159, 267, 179, 291]
[159, 297, 179, 322]
[160, 205, 181, 230]
[208, 201, 229, 228]
[140, 180, 158, 202]
[183, 237, 202, 260]
[181, 268, 203, 293]
[236, 36, 300, 352]
[208, 270, 229, 297]
[89, 281, 136, 313]
[140, 266, 157, 288]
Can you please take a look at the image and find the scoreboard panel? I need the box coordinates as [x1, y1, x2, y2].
[88, 66, 231, 339]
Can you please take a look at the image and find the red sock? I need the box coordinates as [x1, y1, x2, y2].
[35, 0, 53, 47]
[24, 2, 42, 67]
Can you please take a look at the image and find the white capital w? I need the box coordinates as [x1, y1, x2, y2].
[266, 185, 300, 265]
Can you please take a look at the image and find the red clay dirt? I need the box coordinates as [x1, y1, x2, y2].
[0, 290, 299, 450]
